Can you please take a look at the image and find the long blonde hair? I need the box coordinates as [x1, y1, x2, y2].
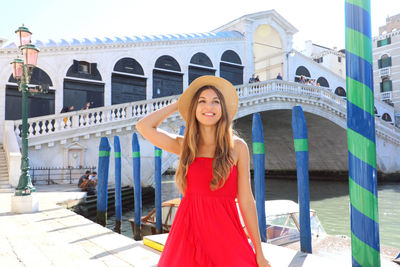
[175, 85, 234, 193]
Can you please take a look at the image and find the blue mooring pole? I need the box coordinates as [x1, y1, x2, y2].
[155, 146, 162, 233]
[252, 113, 267, 242]
[132, 133, 142, 240]
[114, 136, 122, 234]
[97, 137, 111, 227]
[292, 106, 312, 253]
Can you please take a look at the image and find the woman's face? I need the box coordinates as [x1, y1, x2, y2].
[195, 89, 222, 126]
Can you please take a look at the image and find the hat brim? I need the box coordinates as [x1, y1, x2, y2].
[178, 76, 238, 122]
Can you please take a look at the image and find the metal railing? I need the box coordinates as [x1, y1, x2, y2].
[30, 166, 96, 185]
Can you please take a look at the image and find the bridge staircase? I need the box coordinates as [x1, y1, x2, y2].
[2, 80, 400, 187]
[0, 145, 13, 193]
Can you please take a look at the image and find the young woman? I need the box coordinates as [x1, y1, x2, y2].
[136, 76, 270, 267]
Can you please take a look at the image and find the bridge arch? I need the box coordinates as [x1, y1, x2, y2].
[235, 108, 348, 172]
[253, 24, 283, 81]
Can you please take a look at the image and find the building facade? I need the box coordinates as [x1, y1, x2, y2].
[373, 13, 400, 126]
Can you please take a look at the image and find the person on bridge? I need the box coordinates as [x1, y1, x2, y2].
[136, 76, 270, 267]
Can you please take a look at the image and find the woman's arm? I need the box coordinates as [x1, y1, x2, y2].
[235, 139, 270, 267]
[136, 102, 182, 155]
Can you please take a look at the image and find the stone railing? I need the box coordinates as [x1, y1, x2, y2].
[12, 79, 400, 145]
[379, 67, 391, 77]
[380, 91, 392, 101]
[236, 80, 346, 107]
[13, 96, 177, 139]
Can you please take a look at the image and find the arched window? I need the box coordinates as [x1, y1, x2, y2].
[114, 57, 144, 75]
[6, 67, 55, 120]
[155, 56, 181, 72]
[295, 66, 311, 82]
[380, 77, 392, 92]
[153, 55, 183, 98]
[66, 60, 102, 81]
[335, 87, 346, 97]
[8, 67, 53, 86]
[220, 50, 243, 85]
[221, 50, 242, 64]
[378, 54, 392, 69]
[317, 77, 330, 88]
[112, 58, 146, 104]
[64, 60, 104, 110]
[188, 52, 215, 84]
[382, 113, 392, 122]
[190, 52, 213, 67]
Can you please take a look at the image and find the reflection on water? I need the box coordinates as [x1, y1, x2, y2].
[106, 175, 400, 249]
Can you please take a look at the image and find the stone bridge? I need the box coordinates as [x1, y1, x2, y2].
[3, 80, 400, 187]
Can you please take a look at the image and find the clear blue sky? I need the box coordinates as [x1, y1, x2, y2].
[1, 0, 399, 50]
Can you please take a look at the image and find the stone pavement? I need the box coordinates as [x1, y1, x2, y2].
[0, 185, 397, 267]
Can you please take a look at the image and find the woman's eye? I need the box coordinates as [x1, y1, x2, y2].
[198, 100, 206, 103]
[214, 100, 220, 104]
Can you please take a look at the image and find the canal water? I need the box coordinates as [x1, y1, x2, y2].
[106, 175, 400, 249]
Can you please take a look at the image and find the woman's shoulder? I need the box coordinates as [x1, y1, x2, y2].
[232, 137, 249, 164]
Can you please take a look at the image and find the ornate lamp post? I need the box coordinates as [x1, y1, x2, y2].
[10, 26, 45, 197]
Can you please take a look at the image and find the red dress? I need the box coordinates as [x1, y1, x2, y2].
[158, 157, 258, 267]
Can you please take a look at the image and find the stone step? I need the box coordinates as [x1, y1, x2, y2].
[0, 180, 10, 185]
[0, 186, 14, 193]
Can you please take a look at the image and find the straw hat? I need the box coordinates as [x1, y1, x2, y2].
[178, 76, 238, 122]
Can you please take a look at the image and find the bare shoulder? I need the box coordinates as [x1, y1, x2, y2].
[176, 135, 184, 148]
[233, 137, 249, 164]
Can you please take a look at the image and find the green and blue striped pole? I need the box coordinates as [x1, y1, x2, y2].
[132, 133, 142, 240]
[252, 113, 266, 242]
[155, 146, 162, 233]
[97, 137, 111, 227]
[114, 136, 122, 234]
[292, 106, 312, 253]
[345, 1, 380, 266]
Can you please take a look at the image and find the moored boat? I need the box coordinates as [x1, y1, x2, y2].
[130, 198, 326, 246]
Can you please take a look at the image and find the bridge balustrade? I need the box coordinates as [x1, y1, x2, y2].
[11, 80, 400, 145]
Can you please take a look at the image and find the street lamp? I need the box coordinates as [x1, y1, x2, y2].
[10, 25, 46, 197]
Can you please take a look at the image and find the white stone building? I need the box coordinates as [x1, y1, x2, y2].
[373, 13, 400, 126]
[0, 10, 399, 188]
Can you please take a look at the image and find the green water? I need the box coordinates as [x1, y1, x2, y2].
[265, 179, 400, 249]
[106, 177, 400, 249]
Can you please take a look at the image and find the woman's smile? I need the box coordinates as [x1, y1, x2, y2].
[196, 89, 222, 125]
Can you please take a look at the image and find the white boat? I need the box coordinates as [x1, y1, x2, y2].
[237, 200, 326, 246]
